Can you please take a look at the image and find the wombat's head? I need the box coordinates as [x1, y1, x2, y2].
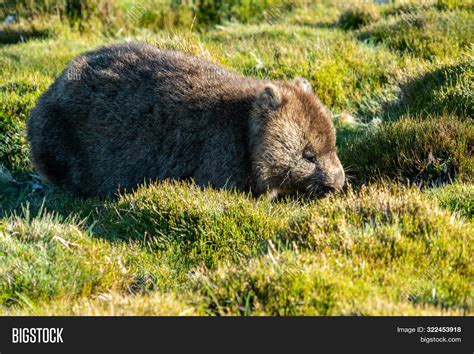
[249, 78, 345, 198]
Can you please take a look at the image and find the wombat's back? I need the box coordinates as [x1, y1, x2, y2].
[28, 43, 258, 196]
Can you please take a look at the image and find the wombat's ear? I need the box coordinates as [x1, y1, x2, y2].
[258, 83, 281, 110]
[294, 77, 312, 93]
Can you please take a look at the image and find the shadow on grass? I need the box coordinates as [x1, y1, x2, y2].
[382, 62, 473, 120]
[338, 116, 473, 188]
[0, 28, 51, 45]
[293, 20, 337, 30]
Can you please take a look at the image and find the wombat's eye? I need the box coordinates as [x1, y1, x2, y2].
[303, 150, 316, 164]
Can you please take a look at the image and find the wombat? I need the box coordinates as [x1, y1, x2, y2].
[27, 42, 345, 198]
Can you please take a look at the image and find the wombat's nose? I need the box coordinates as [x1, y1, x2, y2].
[333, 168, 345, 191]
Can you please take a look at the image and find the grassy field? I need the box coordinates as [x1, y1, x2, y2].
[0, 0, 472, 315]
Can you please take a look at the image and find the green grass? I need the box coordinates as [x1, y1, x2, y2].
[426, 183, 474, 218]
[338, 3, 381, 31]
[1, 183, 471, 315]
[340, 115, 473, 185]
[383, 60, 473, 119]
[358, 8, 473, 60]
[0, 0, 472, 316]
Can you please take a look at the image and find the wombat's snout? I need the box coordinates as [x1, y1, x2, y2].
[331, 167, 345, 192]
[312, 167, 344, 198]
[321, 157, 345, 195]
[320, 154, 345, 194]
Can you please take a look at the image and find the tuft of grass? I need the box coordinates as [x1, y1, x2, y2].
[0, 207, 175, 306]
[90, 182, 288, 270]
[384, 60, 473, 120]
[338, 4, 381, 31]
[193, 185, 472, 315]
[358, 8, 473, 60]
[0, 77, 41, 174]
[426, 183, 474, 219]
[339, 116, 473, 186]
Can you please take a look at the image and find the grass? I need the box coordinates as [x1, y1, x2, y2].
[358, 7, 473, 60]
[1, 183, 471, 315]
[426, 183, 474, 218]
[340, 115, 473, 185]
[338, 3, 381, 31]
[193, 185, 472, 315]
[0, 0, 472, 316]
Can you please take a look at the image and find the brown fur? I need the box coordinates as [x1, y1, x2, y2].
[27, 42, 344, 198]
